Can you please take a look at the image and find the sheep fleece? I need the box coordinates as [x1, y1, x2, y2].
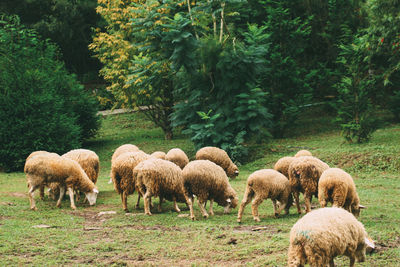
[195, 146, 238, 178]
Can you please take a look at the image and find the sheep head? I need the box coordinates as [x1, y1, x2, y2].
[85, 188, 99, 206]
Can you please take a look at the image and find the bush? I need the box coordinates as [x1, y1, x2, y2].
[0, 15, 99, 171]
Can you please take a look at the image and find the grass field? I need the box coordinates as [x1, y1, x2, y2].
[1, 110, 400, 266]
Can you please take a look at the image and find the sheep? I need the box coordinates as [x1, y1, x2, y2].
[318, 168, 365, 217]
[237, 169, 293, 223]
[25, 151, 59, 200]
[288, 156, 329, 214]
[165, 148, 189, 169]
[150, 151, 166, 159]
[273, 150, 313, 178]
[111, 151, 150, 212]
[182, 160, 238, 220]
[195, 146, 239, 179]
[133, 158, 193, 217]
[294, 150, 312, 157]
[288, 207, 374, 267]
[62, 149, 99, 184]
[109, 144, 140, 184]
[25, 154, 98, 210]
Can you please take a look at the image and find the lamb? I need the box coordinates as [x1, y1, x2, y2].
[150, 151, 166, 159]
[111, 151, 150, 212]
[24, 154, 98, 210]
[109, 144, 140, 184]
[195, 146, 239, 178]
[288, 156, 329, 214]
[288, 207, 374, 267]
[25, 151, 59, 200]
[182, 160, 238, 220]
[318, 168, 365, 217]
[273, 150, 313, 178]
[237, 169, 293, 223]
[165, 148, 189, 169]
[134, 158, 193, 217]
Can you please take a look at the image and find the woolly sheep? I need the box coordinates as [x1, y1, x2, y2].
[195, 146, 239, 179]
[111, 151, 150, 212]
[109, 144, 140, 184]
[182, 160, 238, 220]
[318, 168, 365, 217]
[134, 158, 192, 216]
[288, 207, 374, 267]
[25, 151, 59, 200]
[294, 150, 312, 157]
[165, 148, 189, 169]
[24, 154, 98, 210]
[150, 151, 166, 159]
[62, 149, 99, 184]
[288, 156, 329, 214]
[237, 169, 293, 223]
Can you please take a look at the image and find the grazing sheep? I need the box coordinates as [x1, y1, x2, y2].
[318, 168, 365, 217]
[165, 148, 189, 169]
[134, 158, 192, 216]
[294, 150, 312, 157]
[111, 151, 150, 212]
[25, 151, 59, 200]
[150, 151, 166, 159]
[288, 207, 374, 267]
[273, 156, 295, 178]
[24, 154, 98, 210]
[288, 156, 329, 214]
[182, 160, 238, 220]
[237, 169, 293, 223]
[62, 149, 99, 184]
[109, 144, 140, 184]
[195, 146, 239, 179]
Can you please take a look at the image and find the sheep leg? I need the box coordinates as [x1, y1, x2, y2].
[272, 199, 284, 217]
[294, 191, 302, 214]
[208, 199, 214, 216]
[349, 256, 355, 267]
[121, 191, 128, 212]
[39, 185, 45, 200]
[158, 196, 163, 212]
[172, 196, 181, 213]
[329, 258, 335, 267]
[197, 198, 209, 218]
[28, 184, 38, 211]
[143, 191, 152, 216]
[303, 191, 313, 213]
[135, 193, 141, 209]
[56, 186, 66, 208]
[251, 197, 264, 222]
[67, 187, 77, 210]
[237, 188, 252, 223]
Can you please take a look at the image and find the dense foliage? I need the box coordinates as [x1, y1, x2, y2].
[0, 16, 100, 171]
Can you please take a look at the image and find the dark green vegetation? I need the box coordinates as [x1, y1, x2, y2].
[0, 16, 100, 171]
[1, 111, 399, 266]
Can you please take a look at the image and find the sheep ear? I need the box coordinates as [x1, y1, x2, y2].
[93, 188, 99, 194]
[365, 236, 375, 249]
[226, 198, 231, 203]
[359, 204, 366, 209]
[47, 188, 51, 192]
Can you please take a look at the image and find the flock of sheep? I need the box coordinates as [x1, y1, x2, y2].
[23, 145, 374, 266]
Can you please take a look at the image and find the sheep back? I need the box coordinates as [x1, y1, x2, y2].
[150, 151, 166, 159]
[165, 148, 189, 169]
[111, 151, 150, 195]
[273, 156, 295, 178]
[134, 158, 186, 202]
[182, 160, 237, 207]
[111, 144, 140, 164]
[288, 207, 368, 266]
[294, 150, 312, 157]
[62, 149, 99, 184]
[195, 146, 238, 178]
[246, 169, 291, 201]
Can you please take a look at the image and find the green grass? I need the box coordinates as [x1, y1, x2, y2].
[1, 110, 400, 266]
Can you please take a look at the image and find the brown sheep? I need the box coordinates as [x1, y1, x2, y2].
[318, 168, 365, 217]
[134, 158, 192, 216]
[288, 156, 329, 214]
[294, 150, 312, 157]
[25, 151, 59, 200]
[62, 149, 99, 184]
[24, 154, 98, 210]
[237, 169, 293, 223]
[195, 146, 239, 178]
[111, 151, 150, 212]
[150, 151, 166, 159]
[165, 148, 189, 169]
[182, 160, 238, 220]
[288, 207, 374, 267]
[273, 156, 295, 178]
[109, 144, 140, 184]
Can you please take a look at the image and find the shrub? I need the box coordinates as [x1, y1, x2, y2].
[0, 15, 99, 171]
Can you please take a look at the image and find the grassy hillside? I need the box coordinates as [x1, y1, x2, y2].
[1, 110, 399, 266]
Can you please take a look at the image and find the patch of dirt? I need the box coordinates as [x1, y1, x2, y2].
[372, 237, 400, 253]
[3, 192, 27, 198]
[233, 225, 280, 234]
[115, 224, 185, 232]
